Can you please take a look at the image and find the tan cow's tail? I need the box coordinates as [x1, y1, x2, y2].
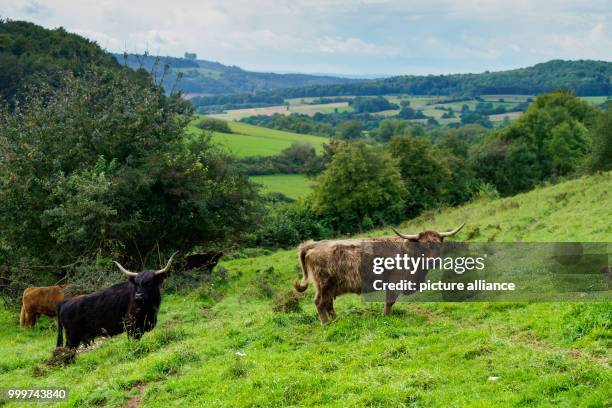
[19, 302, 27, 327]
[294, 241, 314, 292]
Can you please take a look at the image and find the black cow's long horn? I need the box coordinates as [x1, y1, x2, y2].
[439, 223, 465, 237]
[155, 251, 179, 275]
[391, 227, 419, 240]
[113, 261, 138, 277]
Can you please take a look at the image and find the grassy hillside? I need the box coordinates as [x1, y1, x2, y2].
[251, 174, 312, 200]
[0, 172, 610, 407]
[188, 118, 328, 157]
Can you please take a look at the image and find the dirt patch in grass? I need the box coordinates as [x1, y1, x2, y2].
[123, 383, 146, 408]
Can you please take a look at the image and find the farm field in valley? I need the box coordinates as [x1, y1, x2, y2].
[187, 118, 328, 157]
[250, 174, 312, 200]
[0, 172, 610, 407]
[206, 93, 608, 127]
[489, 111, 524, 122]
[209, 102, 351, 121]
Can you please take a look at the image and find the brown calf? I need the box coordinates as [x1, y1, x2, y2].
[20, 285, 66, 327]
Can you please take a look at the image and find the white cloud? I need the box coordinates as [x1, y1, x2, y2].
[1, 0, 611, 74]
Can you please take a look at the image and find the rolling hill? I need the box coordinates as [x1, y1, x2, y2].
[113, 53, 361, 96]
[191, 60, 612, 111]
[0, 20, 129, 105]
[1, 172, 609, 407]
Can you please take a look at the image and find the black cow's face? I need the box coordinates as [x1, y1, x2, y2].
[128, 271, 165, 306]
[113, 252, 177, 307]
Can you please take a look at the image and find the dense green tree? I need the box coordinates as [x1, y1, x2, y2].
[374, 119, 409, 142]
[471, 91, 598, 195]
[349, 96, 398, 113]
[461, 110, 493, 127]
[436, 125, 488, 157]
[590, 108, 612, 171]
[197, 117, 232, 133]
[397, 106, 426, 120]
[387, 136, 452, 217]
[312, 142, 405, 231]
[0, 69, 260, 270]
[337, 120, 364, 140]
[0, 19, 145, 106]
[549, 120, 590, 176]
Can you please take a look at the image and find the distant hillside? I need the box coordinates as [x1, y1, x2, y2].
[113, 53, 362, 96]
[381, 59, 612, 96]
[0, 20, 128, 104]
[191, 60, 612, 111]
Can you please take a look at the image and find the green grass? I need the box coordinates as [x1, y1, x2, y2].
[579, 96, 610, 105]
[188, 117, 329, 157]
[250, 174, 312, 199]
[173, 67, 222, 79]
[0, 173, 610, 407]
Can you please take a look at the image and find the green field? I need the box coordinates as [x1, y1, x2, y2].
[0, 172, 610, 407]
[173, 67, 222, 80]
[209, 102, 353, 121]
[188, 118, 329, 157]
[250, 174, 312, 199]
[579, 96, 611, 105]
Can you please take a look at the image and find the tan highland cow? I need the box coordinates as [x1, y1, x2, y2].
[294, 225, 464, 324]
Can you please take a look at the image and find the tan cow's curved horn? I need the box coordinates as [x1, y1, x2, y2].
[113, 261, 138, 277]
[439, 223, 465, 237]
[391, 227, 419, 240]
[155, 251, 179, 275]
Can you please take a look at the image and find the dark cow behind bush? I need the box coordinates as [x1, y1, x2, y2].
[183, 251, 223, 271]
[56, 252, 178, 349]
[294, 225, 464, 324]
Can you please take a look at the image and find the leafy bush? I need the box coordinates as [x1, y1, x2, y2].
[388, 136, 451, 217]
[256, 199, 330, 247]
[336, 120, 364, 140]
[349, 96, 398, 113]
[471, 91, 597, 195]
[0, 20, 131, 106]
[196, 117, 232, 133]
[312, 141, 406, 232]
[240, 142, 318, 175]
[0, 69, 261, 290]
[397, 106, 426, 120]
[373, 119, 409, 142]
[590, 107, 612, 172]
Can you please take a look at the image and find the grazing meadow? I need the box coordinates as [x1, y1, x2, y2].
[0, 172, 610, 407]
[250, 174, 312, 200]
[187, 118, 328, 157]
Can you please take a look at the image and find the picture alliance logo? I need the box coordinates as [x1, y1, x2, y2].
[372, 253, 487, 275]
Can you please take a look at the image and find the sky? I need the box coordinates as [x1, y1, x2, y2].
[2, 0, 612, 76]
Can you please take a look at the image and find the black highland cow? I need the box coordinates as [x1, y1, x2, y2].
[56, 252, 178, 349]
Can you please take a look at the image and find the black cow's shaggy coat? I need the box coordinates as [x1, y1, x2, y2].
[56, 254, 177, 349]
